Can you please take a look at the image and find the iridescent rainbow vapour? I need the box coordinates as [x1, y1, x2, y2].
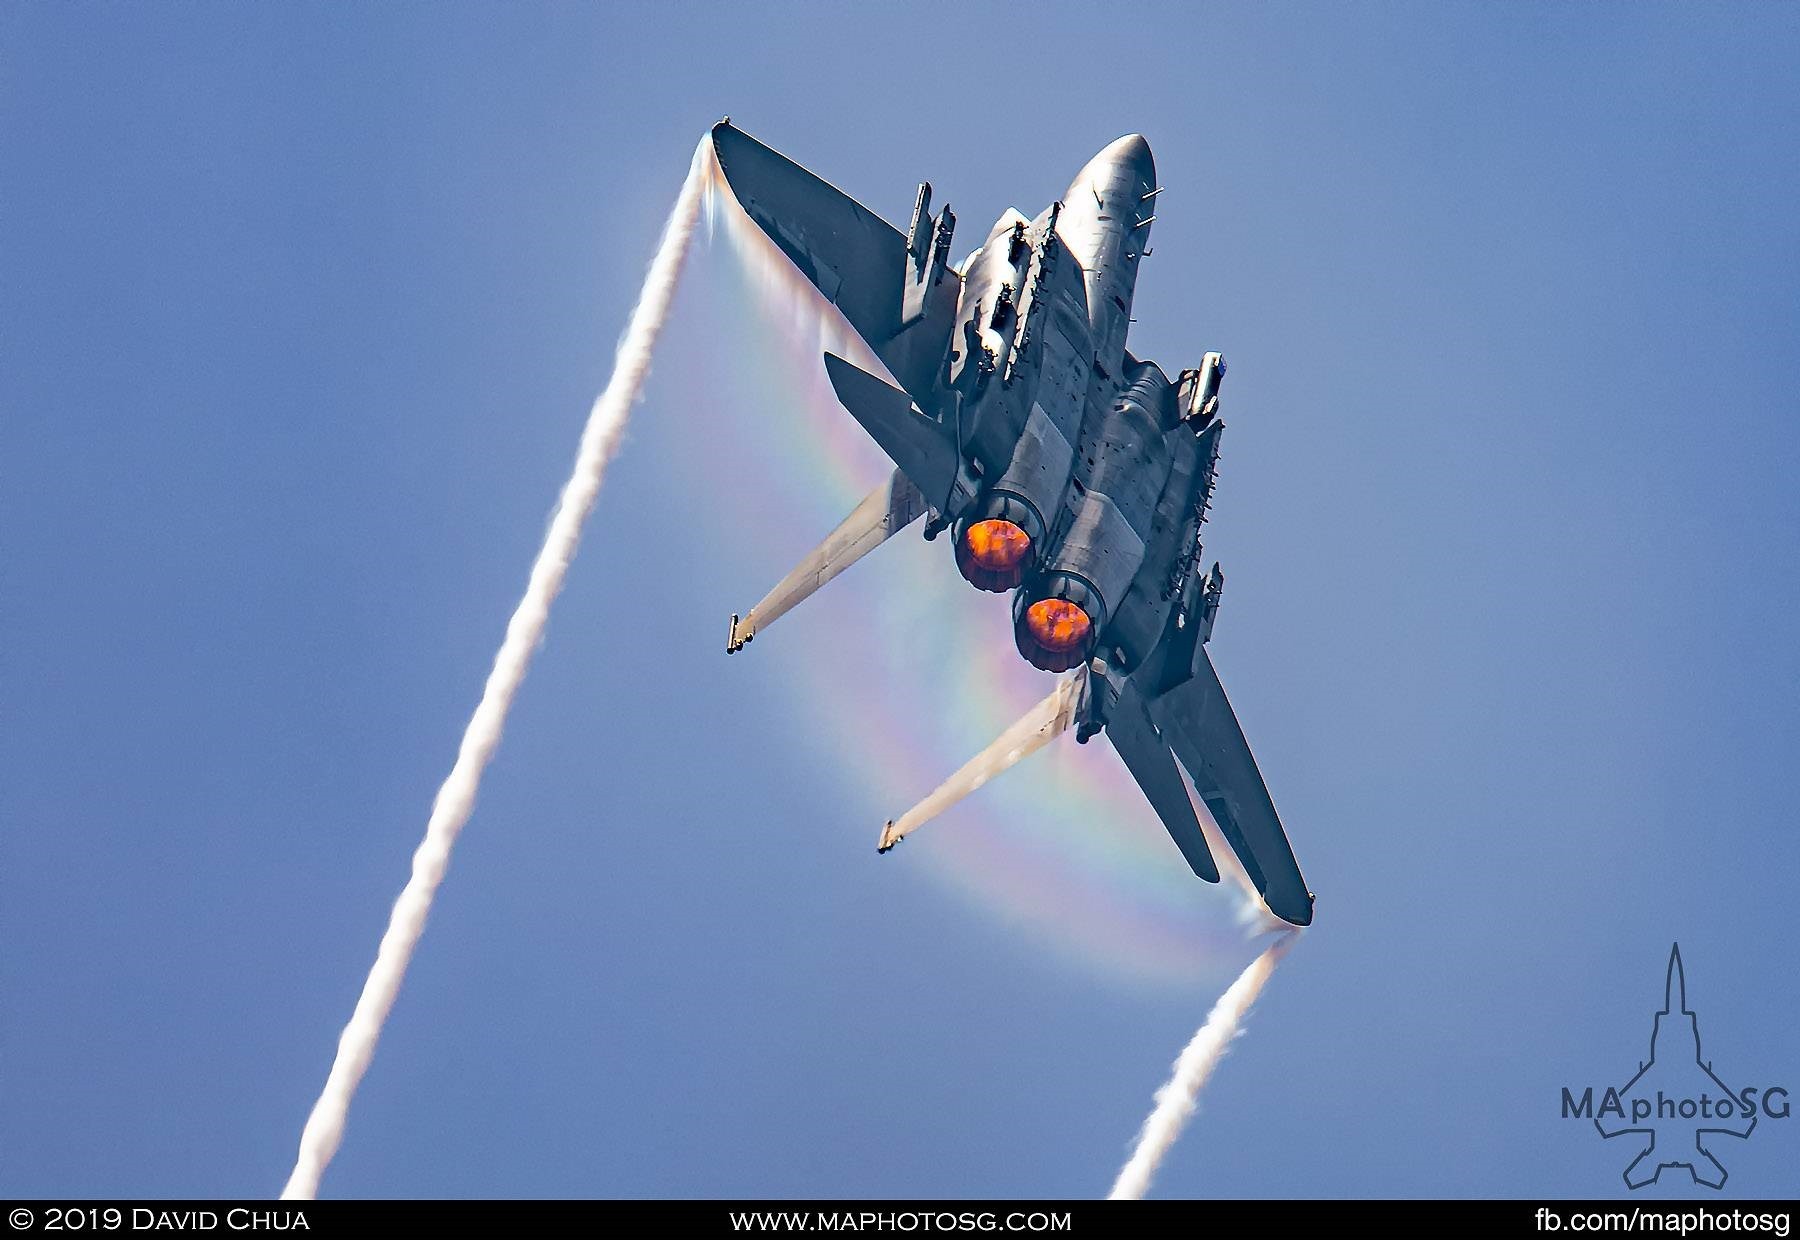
[658, 154, 1257, 985]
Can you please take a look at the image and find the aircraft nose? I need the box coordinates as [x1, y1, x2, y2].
[1104, 133, 1151, 163]
[1077, 133, 1155, 197]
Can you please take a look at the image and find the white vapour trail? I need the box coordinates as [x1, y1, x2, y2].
[700, 150, 896, 384]
[700, 151, 1307, 1199]
[1108, 930, 1300, 1200]
[280, 139, 710, 1200]
[700, 136, 1303, 1202]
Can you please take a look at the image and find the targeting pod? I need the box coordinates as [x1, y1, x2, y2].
[1177, 352, 1226, 428]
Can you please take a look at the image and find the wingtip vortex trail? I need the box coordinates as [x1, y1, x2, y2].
[280, 136, 713, 1201]
[1108, 929, 1300, 1200]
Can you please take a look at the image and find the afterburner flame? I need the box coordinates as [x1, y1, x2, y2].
[955, 518, 1033, 593]
[955, 518, 1033, 592]
[280, 138, 712, 1201]
[966, 519, 1031, 571]
[1026, 598, 1092, 652]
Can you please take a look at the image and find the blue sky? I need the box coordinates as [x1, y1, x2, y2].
[4, 1, 1797, 1199]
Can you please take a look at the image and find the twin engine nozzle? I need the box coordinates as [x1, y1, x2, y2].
[952, 492, 1102, 673]
[1012, 573, 1102, 672]
[952, 492, 1042, 593]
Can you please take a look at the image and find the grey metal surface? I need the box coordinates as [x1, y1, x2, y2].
[1152, 648, 1314, 926]
[1047, 490, 1145, 627]
[1103, 678, 1220, 883]
[728, 468, 926, 653]
[986, 402, 1075, 543]
[710, 122, 959, 409]
[1052, 135, 1157, 376]
[877, 674, 1085, 853]
[713, 122, 1314, 927]
[821, 353, 966, 512]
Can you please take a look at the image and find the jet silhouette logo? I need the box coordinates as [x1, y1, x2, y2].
[1561, 944, 1791, 1189]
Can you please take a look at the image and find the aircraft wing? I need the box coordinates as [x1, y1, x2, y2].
[709, 121, 960, 409]
[1150, 648, 1314, 926]
[1104, 681, 1221, 884]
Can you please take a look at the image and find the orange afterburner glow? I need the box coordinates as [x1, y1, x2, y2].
[965, 520, 1031, 571]
[1025, 597, 1092, 653]
[955, 518, 1033, 592]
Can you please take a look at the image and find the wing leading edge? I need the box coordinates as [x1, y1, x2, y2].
[709, 121, 959, 408]
[1148, 648, 1313, 926]
[715, 121, 1312, 928]
[1104, 682, 1222, 884]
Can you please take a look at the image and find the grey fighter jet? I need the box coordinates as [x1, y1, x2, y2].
[713, 122, 1313, 927]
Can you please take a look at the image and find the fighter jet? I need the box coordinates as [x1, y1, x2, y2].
[1595, 945, 1757, 1188]
[712, 121, 1314, 927]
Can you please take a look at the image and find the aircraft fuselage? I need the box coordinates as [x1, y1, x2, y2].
[937, 137, 1218, 684]
[710, 122, 1312, 926]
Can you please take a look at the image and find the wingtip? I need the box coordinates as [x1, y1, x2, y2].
[1271, 890, 1315, 928]
[706, 119, 733, 163]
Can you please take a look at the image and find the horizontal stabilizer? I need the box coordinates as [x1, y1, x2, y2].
[1105, 685, 1219, 883]
[1151, 648, 1313, 926]
[823, 353, 960, 505]
[878, 673, 1084, 853]
[728, 468, 927, 652]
